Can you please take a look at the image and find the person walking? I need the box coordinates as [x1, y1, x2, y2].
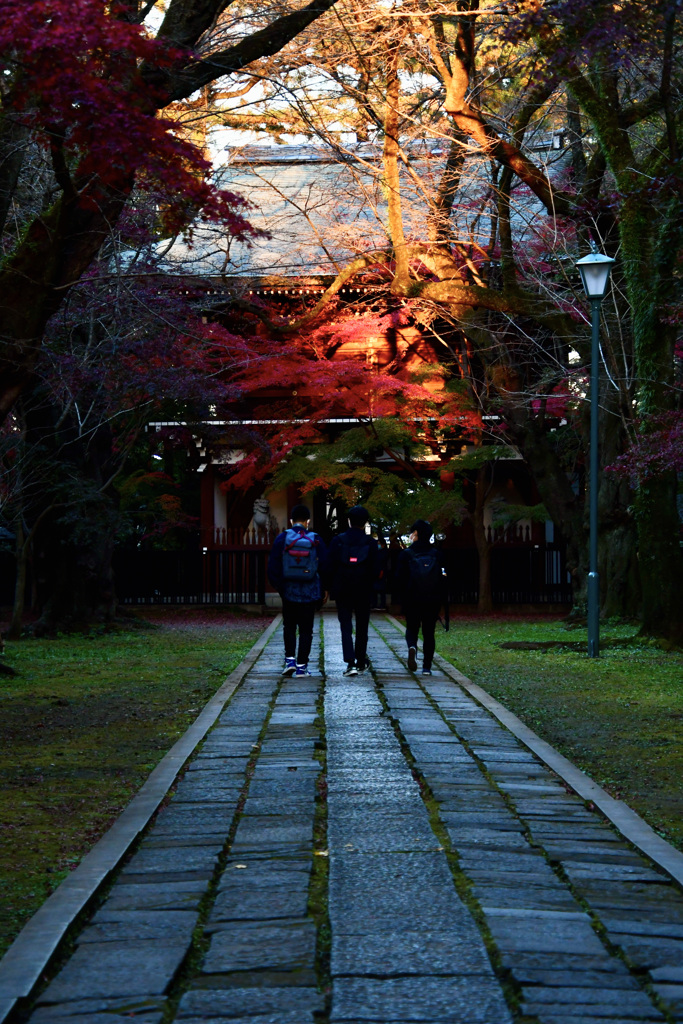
[268, 504, 329, 677]
[328, 505, 379, 676]
[396, 519, 447, 676]
[373, 536, 388, 610]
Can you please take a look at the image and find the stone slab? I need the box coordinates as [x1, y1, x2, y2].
[328, 818, 438, 853]
[520, 986, 658, 1009]
[474, 886, 582, 911]
[38, 942, 189, 1002]
[651, 966, 683, 982]
[562, 862, 666, 883]
[178, 1016, 316, 1024]
[508, 967, 638, 987]
[177, 986, 323, 1018]
[331, 929, 493, 976]
[486, 917, 605, 955]
[604, 919, 683, 939]
[152, 804, 236, 836]
[446, 829, 529, 849]
[120, 845, 223, 876]
[611, 935, 683, 968]
[142, 835, 227, 850]
[330, 976, 513, 1022]
[201, 921, 316, 974]
[219, 857, 312, 882]
[172, 779, 243, 803]
[456, 850, 552, 873]
[29, 998, 165, 1024]
[652, 984, 683, 1010]
[522, 1019, 663, 1024]
[79, 910, 198, 944]
[210, 887, 309, 922]
[104, 880, 208, 912]
[522, 1005, 662, 1021]
[499, 952, 628, 973]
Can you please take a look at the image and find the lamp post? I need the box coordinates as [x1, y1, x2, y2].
[575, 245, 615, 658]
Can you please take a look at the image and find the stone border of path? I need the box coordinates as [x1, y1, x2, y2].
[0, 614, 281, 1024]
[386, 613, 683, 890]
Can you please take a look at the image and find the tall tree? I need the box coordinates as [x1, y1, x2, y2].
[0, 211, 244, 631]
[212, 0, 682, 638]
[0, 0, 342, 420]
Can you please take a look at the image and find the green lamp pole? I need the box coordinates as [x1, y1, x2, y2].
[575, 245, 615, 658]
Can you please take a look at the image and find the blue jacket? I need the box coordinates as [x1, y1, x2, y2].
[268, 525, 329, 603]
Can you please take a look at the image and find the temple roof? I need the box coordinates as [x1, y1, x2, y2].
[157, 137, 566, 278]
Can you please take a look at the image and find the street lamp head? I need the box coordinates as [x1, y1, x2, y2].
[576, 248, 615, 300]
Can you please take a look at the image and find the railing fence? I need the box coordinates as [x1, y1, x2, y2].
[113, 542, 572, 607]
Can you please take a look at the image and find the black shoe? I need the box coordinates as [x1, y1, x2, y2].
[343, 663, 358, 676]
[358, 657, 372, 672]
[422, 668, 433, 676]
[407, 647, 417, 671]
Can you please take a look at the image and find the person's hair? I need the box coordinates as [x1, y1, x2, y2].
[348, 505, 369, 527]
[290, 504, 311, 522]
[410, 518, 433, 540]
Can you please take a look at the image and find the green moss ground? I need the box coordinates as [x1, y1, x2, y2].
[0, 608, 271, 956]
[436, 616, 683, 852]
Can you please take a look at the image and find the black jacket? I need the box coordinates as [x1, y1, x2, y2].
[327, 527, 380, 601]
[396, 540, 447, 610]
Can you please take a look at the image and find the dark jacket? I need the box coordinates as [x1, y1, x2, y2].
[396, 540, 447, 611]
[268, 525, 329, 603]
[327, 527, 380, 602]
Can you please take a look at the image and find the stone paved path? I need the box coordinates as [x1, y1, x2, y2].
[22, 614, 683, 1024]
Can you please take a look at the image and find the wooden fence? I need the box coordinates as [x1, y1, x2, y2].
[114, 540, 572, 608]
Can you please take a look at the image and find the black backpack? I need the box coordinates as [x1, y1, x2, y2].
[336, 533, 372, 588]
[407, 548, 442, 598]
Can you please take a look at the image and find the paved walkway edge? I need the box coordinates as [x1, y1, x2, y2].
[0, 614, 281, 1024]
[386, 613, 683, 890]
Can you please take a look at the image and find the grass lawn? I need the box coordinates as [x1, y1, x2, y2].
[0, 607, 272, 957]
[436, 616, 683, 853]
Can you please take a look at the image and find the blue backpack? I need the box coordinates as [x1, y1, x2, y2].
[282, 528, 320, 581]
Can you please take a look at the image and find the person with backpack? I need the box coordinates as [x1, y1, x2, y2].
[328, 505, 379, 676]
[373, 535, 389, 610]
[268, 504, 329, 677]
[396, 519, 447, 675]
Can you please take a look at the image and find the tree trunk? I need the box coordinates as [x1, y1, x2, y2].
[472, 469, 494, 613]
[635, 474, 683, 643]
[504, 412, 586, 607]
[8, 518, 28, 639]
[32, 511, 118, 635]
[619, 191, 683, 640]
[19, 390, 121, 634]
[505, 396, 641, 620]
[598, 390, 641, 619]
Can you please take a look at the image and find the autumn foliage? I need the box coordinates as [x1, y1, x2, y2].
[0, 0, 255, 236]
[206, 301, 480, 490]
